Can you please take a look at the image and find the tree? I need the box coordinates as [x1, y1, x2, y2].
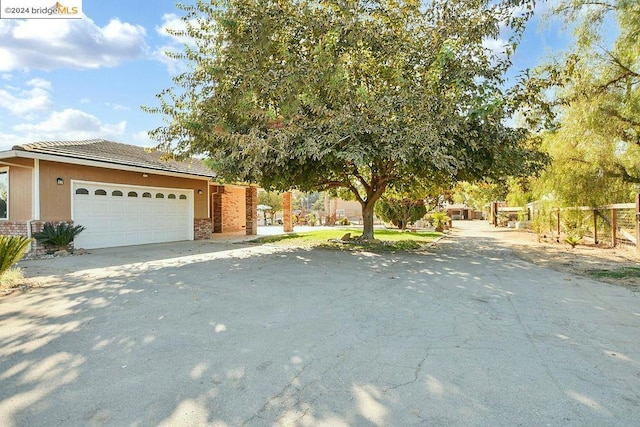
[257, 191, 283, 224]
[375, 197, 426, 230]
[147, 0, 547, 239]
[526, 0, 640, 205]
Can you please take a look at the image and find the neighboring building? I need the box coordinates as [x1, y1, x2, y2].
[444, 203, 483, 220]
[0, 139, 257, 254]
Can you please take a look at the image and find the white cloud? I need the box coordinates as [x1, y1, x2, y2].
[26, 77, 51, 89]
[154, 13, 198, 74]
[106, 102, 131, 111]
[6, 108, 126, 145]
[0, 78, 52, 116]
[131, 130, 157, 147]
[483, 37, 509, 58]
[0, 16, 147, 71]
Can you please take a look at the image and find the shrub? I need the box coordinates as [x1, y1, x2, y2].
[33, 222, 85, 252]
[429, 212, 450, 231]
[0, 235, 33, 275]
[338, 217, 350, 226]
[564, 235, 581, 248]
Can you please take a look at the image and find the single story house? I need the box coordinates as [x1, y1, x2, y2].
[443, 203, 483, 220]
[0, 139, 257, 254]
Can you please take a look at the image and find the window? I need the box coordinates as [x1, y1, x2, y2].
[75, 188, 89, 195]
[142, 192, 152, 198]
[0, 170, 7, 219]
[168, 194, 176, 199]
[112, 190, 123, 197]
[128, 191, 138, 197]
[95, 189, 107, 196]
[155, 193, 165, 199]
[179, 195, 187, 200]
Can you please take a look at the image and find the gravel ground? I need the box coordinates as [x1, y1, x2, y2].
[451, 223, 640, 290]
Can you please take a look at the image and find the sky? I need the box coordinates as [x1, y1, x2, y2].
[0, 0, 576, 152]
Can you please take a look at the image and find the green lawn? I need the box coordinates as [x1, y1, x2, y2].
[251, 227, 442, 251]
[588, 267, 640, 280]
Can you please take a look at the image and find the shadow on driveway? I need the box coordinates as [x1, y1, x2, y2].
[1, 224, 639, 425]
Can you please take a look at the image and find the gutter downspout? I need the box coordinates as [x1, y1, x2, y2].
[29, 159, 40, 253]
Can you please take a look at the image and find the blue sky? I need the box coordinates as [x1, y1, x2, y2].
[0, 0, 574, 152]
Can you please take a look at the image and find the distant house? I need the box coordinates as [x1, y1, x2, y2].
[444, 203, 483, 220]
[0, 139, 257, 254]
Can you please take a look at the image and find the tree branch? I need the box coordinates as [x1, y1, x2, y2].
[606, 163, 640, 184]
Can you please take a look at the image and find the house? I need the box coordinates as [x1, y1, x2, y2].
[443, 203, 483, 220]
[0, 139, 257, 254]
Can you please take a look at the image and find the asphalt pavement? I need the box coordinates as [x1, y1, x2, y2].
[1, 221, 638, 426]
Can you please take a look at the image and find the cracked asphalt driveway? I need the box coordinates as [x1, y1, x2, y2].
[1, 222, 639, 426]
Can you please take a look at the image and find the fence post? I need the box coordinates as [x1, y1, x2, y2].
[636, 194, 640, 252]
[593, 209, 598, 244]
[556, 209, 561, 243]
[611, 208, 617, 247]
[492, 202, 498, 227]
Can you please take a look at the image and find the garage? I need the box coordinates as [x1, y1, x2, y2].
[72, 181, 193, 249]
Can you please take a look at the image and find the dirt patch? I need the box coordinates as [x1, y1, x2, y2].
[489, 228, 640, 290]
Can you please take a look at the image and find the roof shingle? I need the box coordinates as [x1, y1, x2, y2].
[13, 139, 216, 179]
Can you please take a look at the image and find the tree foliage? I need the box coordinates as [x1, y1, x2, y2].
[257, 191, 283, 212]
[375, 197, 426, 230]
[528, 0, 640, 206]
[147, 0, 548, 238]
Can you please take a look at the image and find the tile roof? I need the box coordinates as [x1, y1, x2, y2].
[12, 139, 216, 179]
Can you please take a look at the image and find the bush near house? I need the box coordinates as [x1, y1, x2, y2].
[33, 222, 86, 253]
[0, 235, 32, 276]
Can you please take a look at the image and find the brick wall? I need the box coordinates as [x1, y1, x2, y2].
[283, 192, 293, 232]
[0, 220, 75, 255]
[221, 186, 246, 233]
[194, 218, 212, 240]
[212, 185, 223, 233]
[0, 221, 28, 237]
[245, 186, 257, 235]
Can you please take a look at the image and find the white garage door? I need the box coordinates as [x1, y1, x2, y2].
[72, 181, 193, 249]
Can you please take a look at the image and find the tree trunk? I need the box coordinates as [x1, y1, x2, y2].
[361, 200, 376, 240]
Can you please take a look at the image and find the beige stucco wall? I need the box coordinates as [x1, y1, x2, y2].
[39, 160, 210, 221]
[2, 158, 34, 221]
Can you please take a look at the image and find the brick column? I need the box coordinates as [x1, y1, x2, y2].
[283, 191, 293, 232]
[245, 186, 258, 235]
[212, 190, 223, 233]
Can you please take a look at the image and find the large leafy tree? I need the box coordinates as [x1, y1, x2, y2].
[528, 0, 640, 205]
[147, 0, 547, 238]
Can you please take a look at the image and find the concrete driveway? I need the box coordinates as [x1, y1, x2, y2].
[1, 222, 639, 426]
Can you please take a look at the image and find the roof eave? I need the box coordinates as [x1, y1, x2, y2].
[0, 149, 216, 181]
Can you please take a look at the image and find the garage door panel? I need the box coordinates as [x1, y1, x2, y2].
[73, 182, 193, 249]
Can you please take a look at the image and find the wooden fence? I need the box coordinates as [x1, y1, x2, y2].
[494, 195, 640, 250]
